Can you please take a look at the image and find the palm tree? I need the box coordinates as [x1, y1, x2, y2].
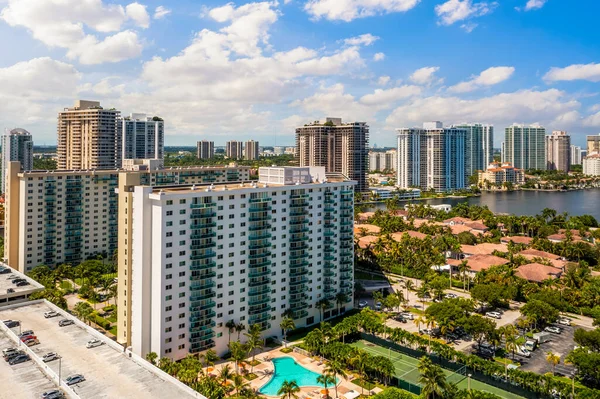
[108, 282, 118, 306]
[335, 292, 348, 315]
[418, 356, 448, 399]
[351, 351, 369, 396]
[202, 349, 219, 368]
[317, 373, 337, 399]
[424, 315, 437, 353]
[315, 298, 331, 323]
[232, 373, 250, 396]
[226, 320, 236, 345]
[404, 280, 415, 305]
[244, 323, 263, 373]
[414, 315, 425, 333]
[74, 301, 94, 325]
[145, 351, 158, 365]
[218, 364, 233, 385]
[280, 317, 295, 348]
[324, 361, 346, 398]
[235, 323, 246, 341]
[277, 380, 301, 399]
[546, 351, 560, 375]
[228, 341, 248, 374]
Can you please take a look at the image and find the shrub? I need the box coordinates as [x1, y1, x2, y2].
[93, 315, 111, 330]
[103, 305, 117, 313]
[280, 347, 293, 354]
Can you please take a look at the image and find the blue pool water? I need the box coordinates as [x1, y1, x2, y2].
[259, 357, 337, 396]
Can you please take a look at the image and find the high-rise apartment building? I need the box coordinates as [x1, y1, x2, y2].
[57, 100, 120, 170]
[451, 124, 493, 177]
[226, 141, 243, 159]
[583, 154, 600, 176]
[1, 128, 33, 193]
[571, 145, 583, 165]
[196, 141, 214, 159]
[120, 166, 354, 359]
[368, 150, 397, 173]
[396, 122, 466, 192]
[245, 140, 259, 160]
[296, 118, 369, 191]
[4, 161, 250, 273]
[587, 134, 600, 154]
[545, 131, 571, 172]
[503, 124, 546, 170]
[119, 113, 164, 163]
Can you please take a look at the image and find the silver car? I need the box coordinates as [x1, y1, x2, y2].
[42, 352, 60, 362]
[65, 374, 85, 385]
[86, 339, 105, 349]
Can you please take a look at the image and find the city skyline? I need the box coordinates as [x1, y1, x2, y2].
[1, 1, 600, 147]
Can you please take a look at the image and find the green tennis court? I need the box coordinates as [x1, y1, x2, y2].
[351, 340, 525, 399]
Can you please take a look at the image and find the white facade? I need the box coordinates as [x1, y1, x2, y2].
[571, 145, 582, 165]
[119, 114, 164, 164]
[1, 128, 33, 193]
[504, 124, 546, 170]
[451, 124, 493, 177]
[368, 150, 397, 173]
[370, 188, 420, 200]
[129, 167, 355, 360]
[583, 155, 600, 176]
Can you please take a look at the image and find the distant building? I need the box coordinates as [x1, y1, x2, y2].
[370, 187, 420, 200]
[571, 145, 583, 165]
[245, 140, 259, 160]
[57, 100, 120, 170]
[479, 162, 525, 187]
[273, 146, 285, 155]
[587, 134, 600, 154]
[119, 113, 164, 163]
[396, 122, 466, 192]
[1, 128, 33, 193]
[196, 141, 214, 159]
[296, 117, 369, 191]
[452, 123, 493, 178]
[368, 150, 397, 172]
[226, 141, 243, 159]
[504, 124, 546, 170]
[545, 131, 571, 172]
[583, 154, 600, 176]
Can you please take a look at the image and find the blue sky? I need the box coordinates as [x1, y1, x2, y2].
[0, 0, 599, 147]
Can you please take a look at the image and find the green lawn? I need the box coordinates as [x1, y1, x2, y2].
[351, 340, 525, 399]
[109, 325, 117, 336]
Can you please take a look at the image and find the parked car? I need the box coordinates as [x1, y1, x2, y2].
[400, 312, 414, 320]
[42, 352, 61, 362]
[23, 338, 39, 347]
[18, 330, 34, 338]
[515, 346, 531, 358]
[7, 275, 19, 280]
[3, 349, 23, 361]
[20, 334, 36, 342]
[86, 339, 105, 349]
[44, 311, 59, 318]
[358, 300, 368, 308]
[558, 318, 571, 326]
[444, 293, 457, 299]
[375, 302, 382, 310]
[58, 319, 74, 327]
[41, 389, 64, 399]
[6, 288, 15, 293]
[3, 320, 20, 328]
[474, 348, 494, 359]
[2, 347, 18, 356]
[485, 311, 502, 319]
[9, 354, 30, 365]
[0, 268, 11, 274]
[11, 278, 26, 284]
[65, 374, 85, 385]
[15, 281, 30, 287]
[545, 326, 562, 334]
[393, 315, 407, 323]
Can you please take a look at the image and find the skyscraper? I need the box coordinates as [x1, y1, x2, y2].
[396, 122, 466, 192]
[545, 131, 571, 172]
[368, 150, 397, 173]
[571, 145, 583, 165]
[196, 141, 214, 159]
[57, 100, 120, 170]
[226, 140, 243, 159]
[587, 134, 600, 155]
[451, 124, 493, 177]
[245, 140, 259, 160]
[1, 128, 33, 193]
[119, 113, 164, 163]
[296, 117, 369, 191]
[503, 124, 546, 170]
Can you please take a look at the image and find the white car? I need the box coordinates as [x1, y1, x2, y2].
[485, 311, 502, 319]
[515, 346, 531, 358]
[44, 311, 59, 318]
[86, 339, 105, 349]
[375, 302, 382, 310]
[558, 318, 571, 326]
[358, 300, 368, 308]
[401, 312, 414, 320]
[42, 352, 61, 362]
[545, 326, 561, 334]
[444, 293, 457, 299]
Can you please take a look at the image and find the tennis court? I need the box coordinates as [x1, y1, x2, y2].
[351, 340, 525, 399]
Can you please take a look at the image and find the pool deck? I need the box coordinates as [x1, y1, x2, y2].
[205, 347, 374, 398]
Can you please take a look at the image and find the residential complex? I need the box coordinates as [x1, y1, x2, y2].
[396, 122, 466, 192]
[197, 141, 215, 159]
[226, 140, 243, 159]
[296, 118, 369, 191]
[571, 145, 583, 165]
[451, 123, 493, 178]
[503, 124, 546, 170]
[119, 113, 164, 162]
[57, 100, 120, 170]
[245, 140, 259, 160]
[587, 134, 600, 154]
[368, 150, 397, 173]
[583, 154, 600, 176]
[4, 161, 250, 273]
[545, 130, 571, 172]
[478, 162, 525, 187]
[1, 128, 33, 193]
[120, 166, 355, 360]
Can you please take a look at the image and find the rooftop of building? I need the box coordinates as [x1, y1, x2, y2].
[354, 224, 382, 235]
[390, 230, 428, 241]
[299, 117, 367, 127]
[461, 243, 508, 256]
[501, 236, 533, 245]
[0, 264, 44, 303]
[518, 248, 561, 260]
[515, 263, 563, 282]
[447, 254, 509, 272]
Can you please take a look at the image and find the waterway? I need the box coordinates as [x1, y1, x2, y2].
[369, 189, 600, 219]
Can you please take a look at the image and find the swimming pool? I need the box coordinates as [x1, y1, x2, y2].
[259, 356, 337, 396]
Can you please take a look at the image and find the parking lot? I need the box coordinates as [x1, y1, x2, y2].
[1, 302, 198, 399]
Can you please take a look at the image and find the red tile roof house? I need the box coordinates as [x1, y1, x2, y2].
[501, 236, 533, 245]
[353, 224, 382, 235]
[461, 243, 508, 257]
[357, 235, 379, 249]
[465, 222, 489, 235]
[518, 249, 561, 260]
[449, 224, 475, 235]
[516, 263, 563, 283]
[390, 231, 428, 241]
[443, 217, 474, 226]
[447, 254, 509, 277]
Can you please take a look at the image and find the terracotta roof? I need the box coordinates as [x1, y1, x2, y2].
[516, 263, 563, 283]
[465, 222, 488, 231]
[357, 235, 379, 249]
[519, 249, 561, 260]
[391, 210, 408, 217]
[501, 236, 533, 245]
[357, 212, 375, 221]
[547, 234, 568, 241]
[461, 243, 508, 256]
[443, 217, 473, 225]
[463, 254, 510, 273]
[449, 224, 474, 235]
[390, 231, 428, 241]
[353, 224, 382, 235]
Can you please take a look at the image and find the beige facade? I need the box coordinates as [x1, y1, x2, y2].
[57, 100, 120, 170]
[587, 134, 600, 154]
[226, 141, 243, 159]
[196, 141, 214, 159]
[244, 140, 259, 160]
[479, 162, 525, 187]
[546, 131, 571, 172]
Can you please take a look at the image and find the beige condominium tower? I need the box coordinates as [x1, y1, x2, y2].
[57, 100, 120, 170]
[546, 131, 571, 172]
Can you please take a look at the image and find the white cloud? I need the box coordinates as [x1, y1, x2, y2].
[304, 0, 420, 22]
[524, 0, 548, 11]
[461, 22, 477, 32]
[583, 112, 600, 127]
[378, 76, 391, 86]
[0, 0, 145, 64]
[409, 66, 442, 85]
[153, 5, 171, 19]
[343, 34, 379, 46]
[359, 85, 422, 106]
[543, 63, 600, 83]
[449, 66, 515, 93]
[373, 52, 385, 62]
[435, 0, 497, 26]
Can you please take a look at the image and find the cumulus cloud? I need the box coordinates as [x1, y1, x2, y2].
[435, 0, 497, 26]
[583, 112, 600, 127]
[359, 85, 422, 106]
[378, 76, 391, 86]
[409, 66, 442, 86]
[373, 52, 385, 61]
[543, 63, 600, 83]
[153, 5, 171, 19]
[524, 0, 548, 11]
[305, 0, 420, 22]
[448, 66, 515, 93]
[343, 34, 379, 46]
[0, 0, 146, 64]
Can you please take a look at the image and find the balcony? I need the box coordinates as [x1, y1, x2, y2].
[323, 262, 336, 270]
[289, 277, 308, 286]
[249, 286, 271, 296]
[190, 211, 217, 219]
[290, 226, 309, 234]
[249, 313, 271, 324]
[249, 259, 271, 268]
[190, 241, 216, 250]
[189, 311, 216, 322]
[249, 296, 270, 306]
[290, 194, 309, 199]
[190, 290, 216, 301]
[249, 268, 271, 278]
[289, 285, 308, 295]
[289, 268, 308, 277]
[191, 202, 216, 209]
[191, 231, 216, 240]
[292, 310, 308, 319]
[340, 274, 352, 281]
[249, 197, 271, 203]
[190, 280, 215, 290]
[249, 232, 271, 240]
[324, 270, 336, 277]
[249, 278, 270, 288]
[190, 271, 217, 281]
[190, 330, 215, 342]
[190, 251, 216, 260]
[249, 224, 271, 231]
[290, 209, 308, 216]
[249, 206, 272, 213]
[324, 286, 336, 294]
[190, 320, 216, 330]
[249, 251, 271, 259]
[191, 222, 217, 229]
[289, 301, 308, 310]
[189, 339, 215, 353]
[189, 301, 216, 312]
[249, 241, 271, 250]
[249, 214, 271, 222]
